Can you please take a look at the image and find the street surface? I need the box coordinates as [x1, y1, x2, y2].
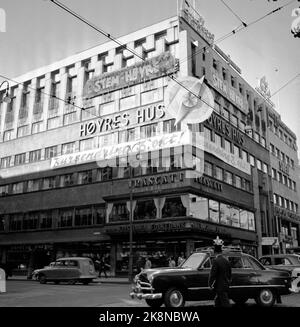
[0, 280, 299, 307]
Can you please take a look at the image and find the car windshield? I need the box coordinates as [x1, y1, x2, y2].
[181, 253, 207, 269]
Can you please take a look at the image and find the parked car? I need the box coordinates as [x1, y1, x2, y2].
[259, 254, 300, 292]
[34, 257, 97, 285]
[130, 246, 292, 307]
[0, 263, 13, 280]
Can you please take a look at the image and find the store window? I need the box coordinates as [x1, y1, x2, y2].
[248, 212, 255, 231]
[23, 212, 39, 230]
[162, 197, 186, 218]
[27, 179, 40, 192]
[75, 207, 93, 226]
[224, 171, 233, 185]
[231, 207, 240, 228]
[220, 203, 231, 226]
[209, 200, 219, 223]
[204, 161, 213, 176]
[58, 209, 73, 228]
[134, 199, 157, 220]
[94, 205, 106, 225]
[60, 174, 75, 187]
[42, 176, 56, 190]
[78, 170, 93, 184]
[240, 210, 248, 229]
[40, 211, 52, 229]
[109, 202, 129, 222]
[190, 196, 208, 220]
[215, 166, 223, 181]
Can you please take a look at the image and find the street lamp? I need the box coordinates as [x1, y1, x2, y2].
[128, 165, 134, 282]
[0, 80, 11, 104]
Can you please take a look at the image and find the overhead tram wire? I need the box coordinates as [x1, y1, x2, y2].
[178, 0, 297, 67]
[220, 0, 247, 27]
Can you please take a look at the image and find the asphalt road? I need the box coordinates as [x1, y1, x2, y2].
[0, 280, 299, 307]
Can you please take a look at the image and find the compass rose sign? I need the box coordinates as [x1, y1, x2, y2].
[164, 75, 214, 128]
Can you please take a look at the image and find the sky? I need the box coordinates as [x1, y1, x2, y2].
[0, 0, 299, 152]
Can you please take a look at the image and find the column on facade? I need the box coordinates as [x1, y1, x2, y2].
[42, 73, 52, 131]
[76, 64, 86, 118]
[178, 30, 188, 77]
[252, 166, 263, 257]
[11, 84, 24, 139]
[57, 67, 67, 126]
[0, 101, 8, 139]
[27, 78, 37, 133]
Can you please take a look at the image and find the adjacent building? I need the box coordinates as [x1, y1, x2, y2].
[0, 2, 299, 276]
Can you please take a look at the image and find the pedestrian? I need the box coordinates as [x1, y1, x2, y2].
[144, 257, 152, 270]
[177, 253, 185, 266]
[168, 256, 176, 268]
[208, 236, 232, 307]
[98, 256, 109, 278]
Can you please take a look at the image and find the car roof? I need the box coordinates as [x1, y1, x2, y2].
[56, 257, 92, 261]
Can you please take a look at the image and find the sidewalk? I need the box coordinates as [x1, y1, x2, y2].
[9, 275, 130, 284]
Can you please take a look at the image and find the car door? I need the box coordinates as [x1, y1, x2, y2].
[225, 255, 258, 299]
[184, 256, 214, 301]
[60, 260, 80, 280]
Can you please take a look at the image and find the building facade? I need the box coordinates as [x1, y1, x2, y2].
[0, 3, 299, 276]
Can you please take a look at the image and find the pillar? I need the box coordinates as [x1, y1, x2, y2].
[109, 244, 116, 277]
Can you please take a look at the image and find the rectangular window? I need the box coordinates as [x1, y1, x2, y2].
[81, 106, 96, 120]
[233, 145, 240, 157]
[0, 185, 9, 196]
[214, 102, 221, 113]
[3, 130, 14, 142]
[75, 207, 92, 226]
[231, 115, 238, 127]
[14, 153, 26, 165]
[204, 161, 213, 176]
[80, 138, 94, 151]
[118, 128, 136, 143]
[249, 155, 255, 166]
[239, 121, 246, 132]
[119, 95, 137, 111]
[17, 125, 29, 138]
[220, 203, 231, 226]
[256, 159, 262, 170]
[215, 166, 223, 181]
[64, 112, 78, 125]
[0, 156, 11, 168]
[32, 121, 43, 134]
[27, 179, 40, 192]
[204, 127, 212, 141]
[254, 132, 260, 143]
[29, 149, 41, 163]
[209, 200, 219, 223]
[47, 117, 60, 129]
[42, 176, 56, 190]
[277, 172, 283, 183]
[163, 119, 181, 133]
[99, 101, 115, 116]
[140, 123, 158, 139]
[283, 175, 288, 185]
[12, 182, 24, 194]
[23, 212, 39, 230]
[222, 109, 229, 120]
[40, 211, 52, 229]
[60, 174, 75, 187]
[45, 146, 58, 159]
[189, 196, 209, 220]
[141, 88, 163, 105]
[242, 150, 248, 162]
[224, 139, 231, 152]
[58, 209, 73, 228]
[224, 171, 233, 185]
[215, 133, 222, 147]
[292, 181, 296, 191]
[235, 176, 242, 188]
[231, 207, 240, 228]
[262, 163, 268, 174]
[261, 137, 266, 147]
[272, 168, 276, 179]
[62, 142, 76, 155]
[240, 210, 248, 229]
[78, 170, 93, 184]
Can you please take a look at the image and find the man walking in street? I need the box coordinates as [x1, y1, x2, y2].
[208, 236, 232, 307]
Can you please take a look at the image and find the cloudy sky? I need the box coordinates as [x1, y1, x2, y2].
[0, 0, 299, 151]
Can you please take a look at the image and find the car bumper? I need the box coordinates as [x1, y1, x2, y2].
[130, 291, 162, 300]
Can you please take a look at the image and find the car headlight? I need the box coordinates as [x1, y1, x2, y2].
[148, 274, 154, 284]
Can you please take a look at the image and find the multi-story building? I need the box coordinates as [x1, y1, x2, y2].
[0, 2, 299, 276]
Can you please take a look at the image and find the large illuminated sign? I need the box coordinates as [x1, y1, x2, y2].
[83, 52, 178, 99]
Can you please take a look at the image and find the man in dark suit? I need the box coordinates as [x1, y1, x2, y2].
[208, 237, 232, 307]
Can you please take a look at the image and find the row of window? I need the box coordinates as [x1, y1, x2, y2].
[269, 118, 296, 150]
[0, 120, 180, 169]
[0, 205, 106, 232]
[270, 143, 295, 169]
[204, 126, 269, 173]
[204, 161, 251, 192]
[271, 168, 297, 191]
[273, 193, 298, 213]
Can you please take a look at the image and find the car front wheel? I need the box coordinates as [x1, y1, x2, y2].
[164, 288, 185, 308]
[39, 275, 47, 284]
[255, 288, 275, 307]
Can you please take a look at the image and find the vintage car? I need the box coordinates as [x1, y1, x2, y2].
[34, 257, 97, 285]
[31, 262, 55, 280]
[130, 247, 292, 307]
[259, 254, 300, 293]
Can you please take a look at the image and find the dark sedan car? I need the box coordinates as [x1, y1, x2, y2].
[130, 247, 291, 307]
